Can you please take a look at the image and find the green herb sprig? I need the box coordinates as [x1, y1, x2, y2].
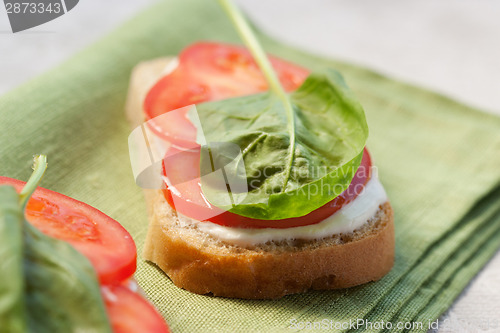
[218, 0, 297, 190]
[191, 1, 369, 220]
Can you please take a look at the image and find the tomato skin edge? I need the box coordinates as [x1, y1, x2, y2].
[102, 283, 170, 333]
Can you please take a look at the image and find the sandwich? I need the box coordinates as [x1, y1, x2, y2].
[125, 1, 394, 299]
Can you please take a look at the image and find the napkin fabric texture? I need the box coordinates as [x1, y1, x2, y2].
[1, 0, 500, 332]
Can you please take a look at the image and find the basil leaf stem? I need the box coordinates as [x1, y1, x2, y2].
[218, 0, 296, 189]
[0, 186, 26, 332]
[194, 2, 369, 220]
[19, 155, 47, 210]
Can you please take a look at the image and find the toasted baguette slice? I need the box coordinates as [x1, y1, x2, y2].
[126, 58, 395, 299]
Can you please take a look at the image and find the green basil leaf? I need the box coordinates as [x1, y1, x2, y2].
[23, 221, 111, 333]
[195, 69, 368, 220]
[0, 186, 27, 332]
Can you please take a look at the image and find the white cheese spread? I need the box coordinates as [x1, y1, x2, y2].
[176, 174, 387, 247]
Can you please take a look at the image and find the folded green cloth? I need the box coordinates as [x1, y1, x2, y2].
[1, 0, 500, 332]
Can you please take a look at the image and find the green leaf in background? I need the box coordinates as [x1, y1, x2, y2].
[0, 186, 27, 332]
[195, 69, 368, 220]
[23, 222, 111, 333]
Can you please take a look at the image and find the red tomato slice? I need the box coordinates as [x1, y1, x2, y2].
[162, 148, 372, 228]
[143, 42, 309, 146]
[0, 176, 137, 284]
[102, 284, 170, 333]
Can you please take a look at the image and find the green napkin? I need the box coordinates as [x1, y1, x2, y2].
[1, 0, 500, 332]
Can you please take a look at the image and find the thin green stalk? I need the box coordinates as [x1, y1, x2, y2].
[217, 0, 296, 190]
[19, 155, 47, 209]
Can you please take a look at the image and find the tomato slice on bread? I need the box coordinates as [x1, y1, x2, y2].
[102, 283, 170, 333]
[0, 176, 137, 284]
[162, 147, 372, 228]
[144, 42, 309, 147]
[146, 42, 371, 228]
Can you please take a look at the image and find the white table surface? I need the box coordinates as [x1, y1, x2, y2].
[1, 1, 499, 331]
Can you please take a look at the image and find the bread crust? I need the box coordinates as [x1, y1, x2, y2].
[126, 58, 395, 299]
[142, 190, 394, 299]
